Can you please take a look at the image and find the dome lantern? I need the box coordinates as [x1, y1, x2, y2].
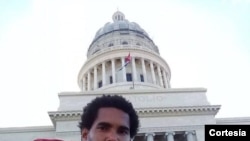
[112, 11, 125, 22]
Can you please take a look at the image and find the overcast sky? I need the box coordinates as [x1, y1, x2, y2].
[0, 0, 250, 128]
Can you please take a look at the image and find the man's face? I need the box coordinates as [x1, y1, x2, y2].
[81, 107, 131, 141]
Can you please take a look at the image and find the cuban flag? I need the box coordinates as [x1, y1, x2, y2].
[118, 53, 131, 71]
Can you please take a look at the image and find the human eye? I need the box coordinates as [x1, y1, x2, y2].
[118, 129, 129, 135]
[97, 125, 108, 131]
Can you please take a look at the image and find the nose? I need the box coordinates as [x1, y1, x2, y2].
[106, 131, 119, 141]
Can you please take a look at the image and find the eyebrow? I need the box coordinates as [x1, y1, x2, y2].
[97, 122, 112, 127]
[97, 122, 130, 131]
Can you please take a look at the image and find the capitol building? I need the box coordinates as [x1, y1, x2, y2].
[0, 11, 250, 141]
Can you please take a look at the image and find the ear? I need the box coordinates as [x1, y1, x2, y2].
[81, 128, 89, 141]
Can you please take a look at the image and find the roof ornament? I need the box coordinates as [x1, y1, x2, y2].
[112, 10, 125, 22]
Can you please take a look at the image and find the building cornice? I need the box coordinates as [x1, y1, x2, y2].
[0, 126, 54, 133]
[216, 117, 250, 124]
[58, 87, 207, 96]
[137, 105, 221, 117]
[97, 82, 163, 91]
[48, 110, 82, 126]
[48, 105, 220, 125]
[137, 125, 204, 134]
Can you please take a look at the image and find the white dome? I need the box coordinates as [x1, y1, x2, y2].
[79, 11, 171, 92]
[88, 11, 155, 53]
[93, 20, 149, 41]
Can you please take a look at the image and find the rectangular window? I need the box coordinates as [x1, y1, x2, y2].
[98, 81, 102, 88]
[140, 74, 144, 82]
[110, 76, 113, 84]
[126, 73, 132, 82]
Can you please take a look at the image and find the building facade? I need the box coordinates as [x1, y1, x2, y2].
[1, 11, 250, 141]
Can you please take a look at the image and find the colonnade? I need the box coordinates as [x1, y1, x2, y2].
[142, 131, 196, 141]
[81, 56, 170, 91]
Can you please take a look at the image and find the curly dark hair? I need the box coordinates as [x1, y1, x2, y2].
[78, 95, 139, 138]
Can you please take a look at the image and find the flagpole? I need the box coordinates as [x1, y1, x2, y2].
[120, 52, 134, 89]
[131, 60, 134, 89]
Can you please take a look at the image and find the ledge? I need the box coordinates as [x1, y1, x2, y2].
[0, 126, 54, 133]
[216, 117, 250, 124]
[137, 105, 221, 117]
[48, 105, 220, 125]
[137, 125, 204, 134]
[58, 87, 207, 96]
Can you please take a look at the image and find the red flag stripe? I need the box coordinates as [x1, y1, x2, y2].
[125, 53, 131, 63]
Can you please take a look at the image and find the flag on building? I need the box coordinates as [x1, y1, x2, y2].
[125, 52, 131, 65]
[118, 53, 131, 71]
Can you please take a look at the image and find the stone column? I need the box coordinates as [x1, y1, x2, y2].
[111, 58, 116, 83]
[185, 131, 195, 141]
[165, 132, 175, 141]
[157, 64, 163, 87]
[166, 73, 171, 88]
[82, 76, 86, 91]
[94, 66, 97, 89]
[162, 71, 168, 88]
[141, 58, 147, 82]
[102, 62, 106, 86]
[150, 61, 156, 84]
[132, 57, 137, 81]
[87, 71, 91, 91]
[145, 133, 155, 141]
[121, 57, 126, 82]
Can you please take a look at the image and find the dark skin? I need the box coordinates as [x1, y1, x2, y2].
[81, 107, 131, 141]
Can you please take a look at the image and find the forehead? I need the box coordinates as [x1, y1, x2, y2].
[94, 107, 130, 127]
